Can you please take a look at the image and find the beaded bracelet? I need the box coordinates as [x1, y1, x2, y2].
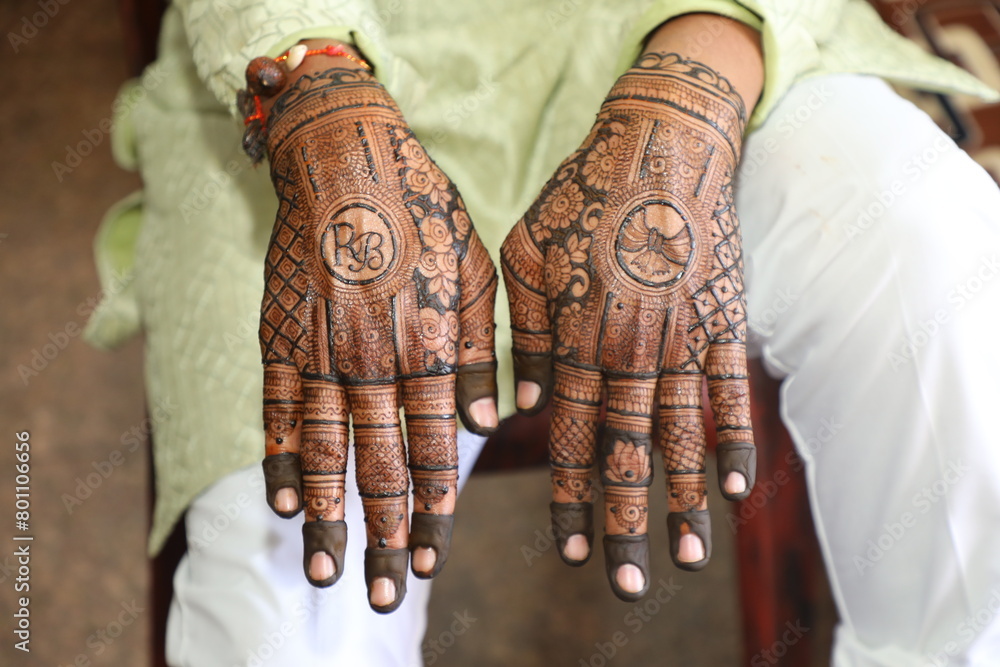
[239, 43, 371, 162]
[277, 43, 371, 73]
[243, 44, 370, 125]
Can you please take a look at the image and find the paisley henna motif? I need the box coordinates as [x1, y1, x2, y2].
[501, 53, 756, 598]
[253, 63, 498, 604]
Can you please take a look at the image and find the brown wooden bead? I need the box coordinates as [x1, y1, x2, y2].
[246, 56, 287, 97]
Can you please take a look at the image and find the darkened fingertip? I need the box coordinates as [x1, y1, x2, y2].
[513, 353, 553, 416]
[262, 453, 302, 518]
[364, 547, 409, 614]
[667, 510, 712, 572]
[603, 534, 650, 602]
[717, 441, 756, 501]
[456, 361, 499, 436]
[551, 502, 594, 566]
[302, 520, 347, 587]
[409, 513, 454, 579]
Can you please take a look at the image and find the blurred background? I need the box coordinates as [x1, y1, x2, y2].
[0, 0, 996, 665]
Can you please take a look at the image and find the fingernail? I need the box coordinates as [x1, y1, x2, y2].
[275, 487, 297, 512]
[370, 577, 397, 607]
[563, 534, 589, 562]
[412, 547, 437, 574]
[283, 44, 307, 71]
[615, 564, 645, 594]
[309, 551, 335, 581]
[678, 533, 706, 562]
[516, 382, 541, 410]
[724, 471, 747, 496]
[469, 397, 499, 429]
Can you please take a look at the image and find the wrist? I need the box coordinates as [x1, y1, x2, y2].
[261, 39, 371, 115]
[239, 39, 374, 163]
[643, 13, 763, 115]
[610, 53, 747, 159]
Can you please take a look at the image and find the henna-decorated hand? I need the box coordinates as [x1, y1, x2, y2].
[501, 51, 756, 601]
[243, 54, 498, 613]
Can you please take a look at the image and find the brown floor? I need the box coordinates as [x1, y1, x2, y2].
[0, 1, 834, 665]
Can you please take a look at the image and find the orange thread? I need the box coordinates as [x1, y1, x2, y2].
[244, 94, 265, 126]
[275, 44, 371, 71]
[244, 45, 370, 132]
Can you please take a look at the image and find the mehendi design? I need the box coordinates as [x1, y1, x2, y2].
[668, 472, 707, 513]
[363, 495, 407, 547]
[250, 63, 498, 603]
[606, 488, 650, 534]
[603, 437, 653, 486]
[501, 53, 756, 598]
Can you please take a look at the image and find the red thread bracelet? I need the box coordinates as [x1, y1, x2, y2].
[277, 44, 371, 71]
[243, 44, 371, 127]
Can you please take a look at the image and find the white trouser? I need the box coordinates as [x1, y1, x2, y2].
[737, 74, 1000, 666]
[165, 430, 486, 667]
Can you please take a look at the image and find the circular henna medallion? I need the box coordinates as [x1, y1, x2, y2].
[321, 201, 398, 286]
[615, 200, 694, 288]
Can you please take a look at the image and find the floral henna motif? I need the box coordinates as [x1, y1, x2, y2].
[603, 438, 653, 486]
[501, 53, 756, 591]
[253, 64, 497, 592]
[582, 121, 626, 192]
[532, 181, 585, 241]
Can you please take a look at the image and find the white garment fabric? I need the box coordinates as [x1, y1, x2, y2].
[166, 73, 1000, 666]
[165, 430, 486, 667]
[737, 74, 1000, 665]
